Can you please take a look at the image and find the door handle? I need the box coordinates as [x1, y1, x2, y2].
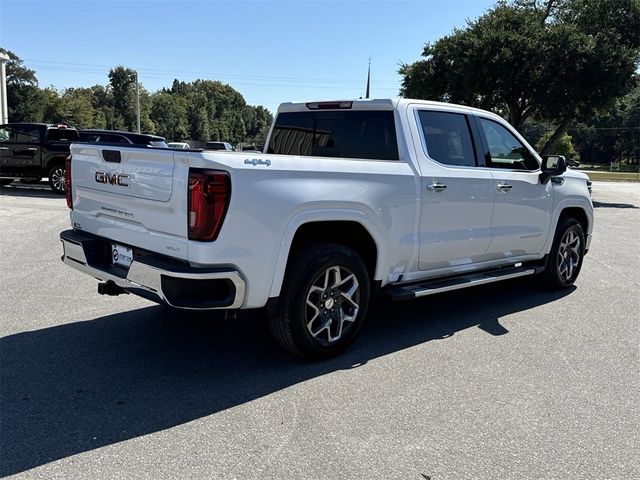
[426, 181, 447, 192]
[25, 147, 39, 151]
[0, 147, 9, 150]
[497, 183, 512, 192]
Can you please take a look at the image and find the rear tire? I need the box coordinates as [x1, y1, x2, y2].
[543, 217, 585, 289]
[48, 163, 66, 195]
[269, 243, 371, 359]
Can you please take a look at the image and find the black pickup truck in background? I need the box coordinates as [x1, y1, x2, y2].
[0, 123, 78, 194]
[0, 125, 169, 194]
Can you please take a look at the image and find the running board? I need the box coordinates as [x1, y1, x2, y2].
[385, 265, 540, 301]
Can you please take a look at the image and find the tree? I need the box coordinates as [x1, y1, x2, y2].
[151, 91, 188, 140]
[536, 131, 577, 159]
[60, 88, 96, 128]
[0, 48, 44, 122]
[40, 88, 65, 124]
[108, 66, 137, 131]
[570, 79, 640, 164]
[399, 0, 640, 154]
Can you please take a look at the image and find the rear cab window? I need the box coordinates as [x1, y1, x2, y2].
[416, 111, 477, 167]
[267, 110, 399, 161]
[46, 128, 79, 142]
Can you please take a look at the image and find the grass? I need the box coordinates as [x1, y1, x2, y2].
[581, 171, 640, 182]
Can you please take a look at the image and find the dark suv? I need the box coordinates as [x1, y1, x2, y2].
[78, 130, 167, 148]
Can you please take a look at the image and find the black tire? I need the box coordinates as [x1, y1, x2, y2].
[269, 243, 371, 359]
[47, 163, 66, 195]
[542, 217, 585, 289]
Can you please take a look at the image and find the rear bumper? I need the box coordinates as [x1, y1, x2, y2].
[60, 229, 245, 310]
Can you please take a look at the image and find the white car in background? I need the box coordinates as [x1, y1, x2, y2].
[167, 142, 191, 150]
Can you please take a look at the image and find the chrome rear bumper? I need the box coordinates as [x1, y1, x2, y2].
[60, 230, 245, 310]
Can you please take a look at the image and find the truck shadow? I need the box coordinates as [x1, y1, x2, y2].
[0, 277, 573, 476]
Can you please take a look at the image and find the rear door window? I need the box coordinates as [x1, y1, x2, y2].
[416, 111, 477, 167]
[6, 125, 41, 143]
[267, 110, 399, 160]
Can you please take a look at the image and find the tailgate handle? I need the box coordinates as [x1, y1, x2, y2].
[102, 150, 121, 163]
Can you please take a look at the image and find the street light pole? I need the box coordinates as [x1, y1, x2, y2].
[0, 52, 10, 124]
[134, 70, 140, 133]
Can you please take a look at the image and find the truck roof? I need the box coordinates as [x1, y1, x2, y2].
[277, 98, 503, 120]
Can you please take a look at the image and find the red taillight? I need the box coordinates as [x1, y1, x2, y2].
[65, 155, 72, 209]
[187, 169, 231, 241]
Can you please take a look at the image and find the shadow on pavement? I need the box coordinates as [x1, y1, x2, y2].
[0, 183, 62, 199]
[592, 200, 638, 209]
[0, 277, 574, 476]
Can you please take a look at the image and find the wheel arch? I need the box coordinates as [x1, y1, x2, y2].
[44, 155, 67, 172]
[558, 206, 589, 233]
[268, 212, 386, 299]
[544, 202, 592, 255]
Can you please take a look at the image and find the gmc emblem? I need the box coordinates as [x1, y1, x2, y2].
[95, 171, 130, 187]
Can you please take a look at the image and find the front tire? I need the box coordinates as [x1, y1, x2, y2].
[543, 217, 585, 289]
[269, 243, 371, 359]
[48, 163, 66, 195]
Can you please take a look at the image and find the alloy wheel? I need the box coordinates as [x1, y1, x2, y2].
[305, 266, 360, 344]
[557, 229, 581, 281]
[50, 167, 65, 193]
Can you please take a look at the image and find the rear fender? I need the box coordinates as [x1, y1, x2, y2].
[267, 209, 386, 298]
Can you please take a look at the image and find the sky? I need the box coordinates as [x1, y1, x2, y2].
[0, 0, 495, 113]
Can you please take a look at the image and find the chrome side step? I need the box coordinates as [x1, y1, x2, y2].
[385, 265, 540, 301]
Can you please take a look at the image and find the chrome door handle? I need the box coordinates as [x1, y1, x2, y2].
[25, 147, 39, 151]
[0, 146, 9, 150]
[426, 182, 447, 192]
[497, 183, 512, 192]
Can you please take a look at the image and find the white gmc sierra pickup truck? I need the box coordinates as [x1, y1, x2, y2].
[60, 99, 593, 358]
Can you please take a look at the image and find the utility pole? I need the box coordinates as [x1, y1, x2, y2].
[0, 52, 10, 124]
[134, 70, 140, 133]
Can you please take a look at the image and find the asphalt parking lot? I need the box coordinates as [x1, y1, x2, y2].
[1, 181, 638, 480]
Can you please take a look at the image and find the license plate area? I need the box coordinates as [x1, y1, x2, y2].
[111, 243, 133, 269]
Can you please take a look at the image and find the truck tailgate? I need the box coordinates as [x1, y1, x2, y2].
[69, 144, 189, 260]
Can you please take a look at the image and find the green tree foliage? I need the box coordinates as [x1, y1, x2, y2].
[0, 49, 273, 145]
[570, 80, 640, 164]
[399, 0, 640, 155]
[0, 48, 44, 122]
[150, 91, 188, 140]
[108, 66, 138, 131]
[536, 131, 578, 159]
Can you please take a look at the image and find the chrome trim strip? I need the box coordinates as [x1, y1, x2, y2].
[60, 237, 245, 310]
[413, 268, 535, 298]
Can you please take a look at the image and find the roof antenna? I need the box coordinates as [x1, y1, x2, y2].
[365, 57, 371, 99]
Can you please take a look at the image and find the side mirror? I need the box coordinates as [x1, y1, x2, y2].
[540, 155, 567, 183]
